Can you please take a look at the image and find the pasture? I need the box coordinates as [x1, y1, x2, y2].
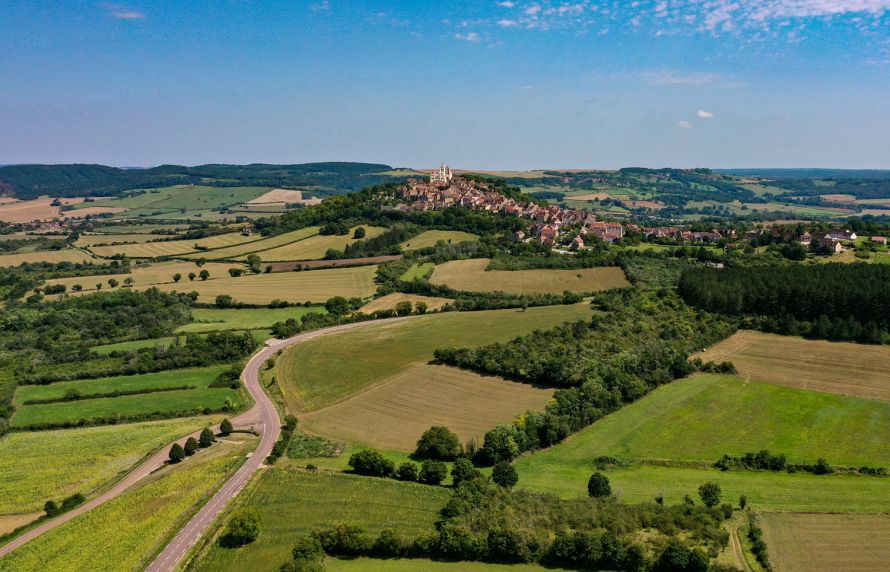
[759, 513, 890, 572]
[244, 226, 386, 261]
[147, 264, 378, 304]
[0, 417, 219, 514]
[176, 307, 326, 333]
[400, 262, 434, 281]
[301, 363, 554, 451]
[0, 443, 248, 572]
[91, 336, 177, 354]
[399, 230, 479, 250]
[182, 226, 320, 260]
[189, 469, 448, 572]
[429, 258, 630, 294]
[358, 293, 452, 314]
[0, 248, 94, 267]
[697, 330, 890, 401]
[514, 374, 890, 468]
[273, 303, 593, 412]
[43, 261, 242, 293]
[86, 232, 258, 259]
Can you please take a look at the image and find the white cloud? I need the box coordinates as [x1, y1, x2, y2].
[678, 120, 693, 128]
[309, 0, 331, 13]
[497, 19, 519, 27]
[100, 3, 145, 20]
[636, 70, 725, 86]
[455, 32, 482, 43]
[697, 110, 715, 118]
[497, 1, 516, 7]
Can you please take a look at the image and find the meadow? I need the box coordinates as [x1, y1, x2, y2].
[273, 303, 593, 412]
[0, 443, 249, 572]
[759, 513, 890, 572]
[398, 230, 479, 250]
[429, 258, 630, 294]
[697, 330, 890, 401]
[74, 233, 171, 246]
[326, 559, 551, 571]
[146, 264, 378, 304]
[248, 226, 386, 261]
[86, 232, 259, 259]
[357, 293, 452, 314]
[301, 363, 554, 451]
[0, 249, 94, 267]
[91, 336, 178, 354]
[175, 307, 326, 333]
[188, 469, 448, 572]
[43, 261, 241, 294]
[0, 417, 219, 514]
[182, 227, 320, 260]
[399, 262, 435, 281]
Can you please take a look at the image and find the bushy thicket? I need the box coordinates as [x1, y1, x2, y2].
[679, 264, 890, 343]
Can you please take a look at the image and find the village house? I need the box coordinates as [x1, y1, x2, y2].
[871, 236, 887, 245]
[825, 229, 857, 242]
[820, 236, 844, 253]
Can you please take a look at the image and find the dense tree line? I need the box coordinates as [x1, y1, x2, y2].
[679, 264, 890, 343]
[0, 260, 130, 301]
[326, 225, 420, 259]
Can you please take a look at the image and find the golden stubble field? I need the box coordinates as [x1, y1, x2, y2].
[696, 330, 890, 401]
[358, 293, 453, 314]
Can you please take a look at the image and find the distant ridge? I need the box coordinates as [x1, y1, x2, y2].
[716, 168, 890, 180]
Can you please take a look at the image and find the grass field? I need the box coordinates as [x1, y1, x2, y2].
[74, 233, 171, 246]
[44, 261, 242, 294]
[182, 227, 320, 260]
[0, 417, 219, 514]
[514, 374, 890, 468]
[91, 336, 177, 354]
[11, 387, 241, 428]
[13, 365, 229, 406]
[0, 248, 94, 267]
[429, 258, 630, 294]
[327, 559, 551, 571]
[273, 303, 593, 412]
[759, 513, 890, 571]
[358, 293, 452, 314]
[301, 363, 554, 451]
[400, 262, 435, 281]
[189, 469, 448, 572]
[86, 232, 259, 259]
[0, 440, 249, 572]
[175, 307, 326, 333]
[399, 230, 479, 250]
[696, 330, 890, 401]
[248, 226, 386, 261]
[147, 265, 378, 304]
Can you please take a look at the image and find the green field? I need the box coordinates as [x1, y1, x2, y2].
[13, 365, 230, 406]
[189, 469, 449, 572]
[400, 262, 434, 281]
[273, 303, 593, 412]
[91, 336, 178, 354]
[11, 387, 241, 428]
[399, 230, 479, 250]
[0, 442, 249, 572]
[327, 559, 551, 571]
[182, 227, 320, 260]
[520, 374, 890, 468]
[248, 226, 386, 261]
[175, 307, 326, 333]
[0, 417, 219, 514]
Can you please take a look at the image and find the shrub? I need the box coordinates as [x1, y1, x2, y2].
[414, 425, 462, 460]
[184, 437, 198, 456]
[587, 472, 611, 497]
[291, 535, 325, 562]
[348, 450, 394, 477]
[372, 528, 404, 557]
[169, 443, 185, 463]
[220, 418, 234, 436]
[44, 500, 58, 517]
[419, 460, 448, 485]
[451, 458, 481, 487]
[396, 462, 419, 482]
[492, 462, 518, 489]
[312, 523, 371, 556]
[698, 482, 722, 508]
[739, 494, 747, 509]
[222, 508, 262, 547]
[199, 427, 215, 448]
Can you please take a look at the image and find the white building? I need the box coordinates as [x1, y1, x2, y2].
[430, 163, 453, 187]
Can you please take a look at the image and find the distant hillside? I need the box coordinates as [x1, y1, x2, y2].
[717, 168, 890, 180]
[0, 162, 399, 200]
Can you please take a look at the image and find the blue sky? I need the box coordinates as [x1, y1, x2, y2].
[1, 1, 889, 169]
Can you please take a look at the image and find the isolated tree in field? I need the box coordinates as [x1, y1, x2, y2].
[196, 258, 206, 267]
[199, 427, 215, 448]
[415, 301, 428, 315]
[353, 227, 366, 239]
[95, 283, 102, 290]
[419, 460, 447, 485]
[72, 284, 82, 291]
[492, 462, 518, 489]
[123, 277, 134, 286]
[228, 268, 243, 277]
[451, 458, 481, 487]
[199, 269, 210, 281]
[415, 425, 461, 460]
[44, 500, 58, 516]
[173, 273, 182, 282]
[223, 508, 262, 547]
[107, 278, 119, 288]
[220, 418, 234, 436]
[169, 443, 185, 463]
[739, 494, 748, 510]
[587, 472, 611, 498]
[698, 482, 722, 508]
[395, 301, 413, 316]
[246, 254, 262, 273]
[324, 296, 350, 316]
[184, 437, 198, 456]
[188, 272, 196, 281]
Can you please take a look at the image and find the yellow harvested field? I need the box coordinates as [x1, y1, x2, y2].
[75, 234, 171, 247]
[568, 192, 612, 201]
[44, 261, 242, 293]
[0, 249, 95, 267]
[245, 226, 386, 261]
[246, 188, 321, 205]
[183, 227, 320, 260]
[695, 330, 890, 401]
[302, 364, 554, 451]
[147, 265, 378, 304]
[429, 258, 630, 295]
[0, 512, 41, 536]
[64, 206, 127, 218]
[760, 513, 890, 572]
[359, 293, 452, 314]
[399, 230, 479, 250]
[87, 232, 259, 258]
[0, 198, 64, 222]
[820, 194, 857, 202]
[626, 200, 665, 210]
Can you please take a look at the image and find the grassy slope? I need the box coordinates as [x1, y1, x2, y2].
[250, 226, 386, 261]
[190, 469, 448, 572]
[400, 262, 434, 281]
[399, 230, 479, 250]
[176, 307, 326, 333]
[0, 441, 249, 572]
[0, 417, 220, 514]
[274, 303, 593, 412]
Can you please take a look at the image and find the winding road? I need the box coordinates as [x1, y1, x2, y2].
[0, 318, 409, 570]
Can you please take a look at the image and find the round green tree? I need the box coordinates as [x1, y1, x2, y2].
[169, 443, 185, 463]
[220, 418, 234, 436]
[415, 425, 461, 460]
[492, 461, 519, 489]
[698, 482, 722, 508]
[199, 427, 215, 448]
[587, 472, 611, 498]
[222, 508, 262, 547]
[184, 437, 198, 456]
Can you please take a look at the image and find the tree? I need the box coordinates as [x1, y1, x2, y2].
[396, 462, 418, 481]
[353, 227, 366, 239]
[173, 273, 182, 282]
[698, 482, 721, 508]
[107, 278, 119, 288]
[72, 284, 83, 291]
[246, 254, 262, 273]
[220, 418, 234, 436]
[196, 258, 206, 267]
[415, 426, 461, 460]
[415, 301, 428, 315]
[451, 458, 481, 487]
[348, 450, 394, 477]
[44, 500, 59, 516]
[96, 283, 102, 290]
[169, 443, 185, 463]
[123, 277, 135, 287]
[739, 494, 748, 510]
[199, 269, 210, 281]
[184, 437, 198, 456]
[492, 462, 518, 489]
[188, 272, 196, 281]
[215, 294, 234, 308]
[324, 296, 350, 316]
[587, 472, 611, 497]
[199, 427, 215, 448]
[228, 268, 243, 277]
[222, 508, 261, 547]
[291, 535, 325, 563]
[476, 425, 520, 465]
[419, 460, 447, 485]
[395, 301, 413, 316]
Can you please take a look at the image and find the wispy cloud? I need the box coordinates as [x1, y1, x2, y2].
[310, 0, 331, 13]
[455, 32, 481, 43]
[100, 3, 145, 20]
[634, 70, 729, 86]
[678, 120, 693, 129]
[698, 110, 715, 118]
